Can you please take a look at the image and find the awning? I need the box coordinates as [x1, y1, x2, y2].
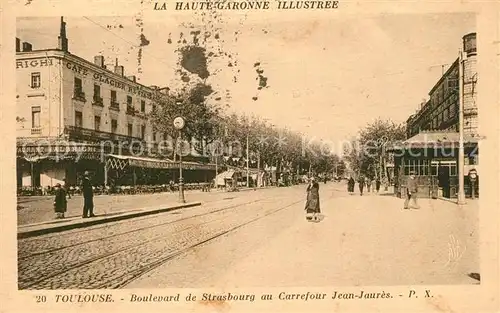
[226, 165, 260, 175]
[106, 154, 216, 171]
[387, 131, 481, 151]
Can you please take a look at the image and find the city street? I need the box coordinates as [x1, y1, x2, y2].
[17, 182, 479, 289]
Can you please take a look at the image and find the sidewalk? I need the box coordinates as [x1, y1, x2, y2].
[18, 201, 201, 239]
[17, 186, 275, 226]
[17, 190, 218, 226]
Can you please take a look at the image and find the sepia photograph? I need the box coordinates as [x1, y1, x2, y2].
[12, 11, 487, 293]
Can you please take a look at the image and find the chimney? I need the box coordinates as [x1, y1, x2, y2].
[58, 16, 69, 52]
[114, 58, 124, 76]
[22, 42, 32, 52]
[94, 55, 105, 68]
[15, 38, 21, 52]
[127, 75, 136, 82]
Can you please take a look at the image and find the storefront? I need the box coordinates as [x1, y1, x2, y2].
[388, 131, 479, 199]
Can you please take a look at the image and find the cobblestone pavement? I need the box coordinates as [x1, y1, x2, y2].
[19, 184, 343, 289]
[17, 189, 226, 225]
[127, 189, 479, 288]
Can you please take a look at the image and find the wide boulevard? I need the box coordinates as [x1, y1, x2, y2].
[18, 183, 479, 289]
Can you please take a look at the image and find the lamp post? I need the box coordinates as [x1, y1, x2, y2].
[173, 116, 186, 203]
[458, 50, 466, 205]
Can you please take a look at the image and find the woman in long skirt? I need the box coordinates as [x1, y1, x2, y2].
[305, 177, 321, 221]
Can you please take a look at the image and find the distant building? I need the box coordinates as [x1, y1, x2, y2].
[16, 17, 214, 190]
[389, 32, 479, 199]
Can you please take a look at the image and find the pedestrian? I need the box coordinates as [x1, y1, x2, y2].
[376, 178, 381, 193]
[358, 176, 365, 196]
[305, 177, 321, 222]
[404, 171, 420, 209]
[348, 176, 355, 194]
[63, 178, 71, 199]
[366, 177, 372, 193]
[53, 183, 67, 219]
[82, 171, 95, 218]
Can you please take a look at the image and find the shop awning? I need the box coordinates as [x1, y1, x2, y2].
[226, 165, 260, 175]
[387, 131, 481, 151]
[106, 154, 216, 171]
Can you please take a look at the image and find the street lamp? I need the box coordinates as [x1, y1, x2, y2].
[457, 51, 466, 205]
[173, 116, 186, 203]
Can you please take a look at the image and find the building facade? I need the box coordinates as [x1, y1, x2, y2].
[390, 32, 479, 199]
[16, 18, 215, 191]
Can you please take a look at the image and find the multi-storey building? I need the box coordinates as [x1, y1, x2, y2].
[16, 17, 215, 190]
[390, 32, 479, 199]
[407, 33, 477, 138]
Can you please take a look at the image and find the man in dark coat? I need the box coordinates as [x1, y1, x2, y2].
[348, 176, 355, 194]
[305, 177, 320, 221]
[358, 176, 365, 196]
[375, 178, 381, 193]
[53, 183, 67, 219]
[404, 172, 420, 209]
[82, 171, 95, 218]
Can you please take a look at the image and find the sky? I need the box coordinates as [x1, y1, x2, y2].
[17, 12, 476, 150]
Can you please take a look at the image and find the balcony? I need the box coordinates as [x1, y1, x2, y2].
[110, 101, 120, 111]
[31, 127, 42, 135]
[72, 91, 86, 102]
[126, 105, 136, 116]
[92, 96, 104, 107]
[463, 107, 478, 117]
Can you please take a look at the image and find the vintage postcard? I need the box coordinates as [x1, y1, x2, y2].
[1, 0, 499, 312]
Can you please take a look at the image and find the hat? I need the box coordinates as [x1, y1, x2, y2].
[409, 170, 415, 175]
[84, 171, 90, 176]
[55, 183, 61, 187]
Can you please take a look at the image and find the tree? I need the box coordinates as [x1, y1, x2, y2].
[344, 118, 406, 180]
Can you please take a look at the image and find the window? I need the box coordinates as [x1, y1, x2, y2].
[75, 111, 83, 128]
[111, 119, 118, 134]
[152, 104, 157, 112]
[127, 96, 132, 106]
[74, 77, 83, 94]
[403, 159, 429, 176]
[450, 164, 457, 176]
[152, 132, 157, 141]
[141, 125, 146, 139]
[94, 116, 101, 131]
[128, 123, 133, 137]
[94, 84, 101, 97]
[31, 106, 41, 128]
[111, 90, 117, 103]
[31, 72, 41, 88]
[141, 100, 146, 112]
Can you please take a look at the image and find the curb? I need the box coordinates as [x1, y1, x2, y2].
[17, 202, 201, 239]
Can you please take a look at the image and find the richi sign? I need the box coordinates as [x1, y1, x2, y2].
[463, 32, 477, 57]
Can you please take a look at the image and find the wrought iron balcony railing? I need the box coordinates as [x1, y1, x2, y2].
[110, 101, 120, 111]
[72, 91, 86, 102]
[92, 96, 104, 107]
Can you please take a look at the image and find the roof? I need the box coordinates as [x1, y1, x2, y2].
[388, 131, 482, 151]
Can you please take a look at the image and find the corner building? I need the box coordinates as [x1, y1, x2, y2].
[16, 17, 215, 191]
[390, 33, 479, 199]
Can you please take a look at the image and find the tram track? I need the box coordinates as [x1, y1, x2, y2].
[19, 193, 305, 289]
[18, 197, 265, 260]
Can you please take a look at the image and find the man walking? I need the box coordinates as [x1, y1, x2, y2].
[358, 176, 365, 196]
[404, 171, 420, 209]
[82, 171, 95, 218]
